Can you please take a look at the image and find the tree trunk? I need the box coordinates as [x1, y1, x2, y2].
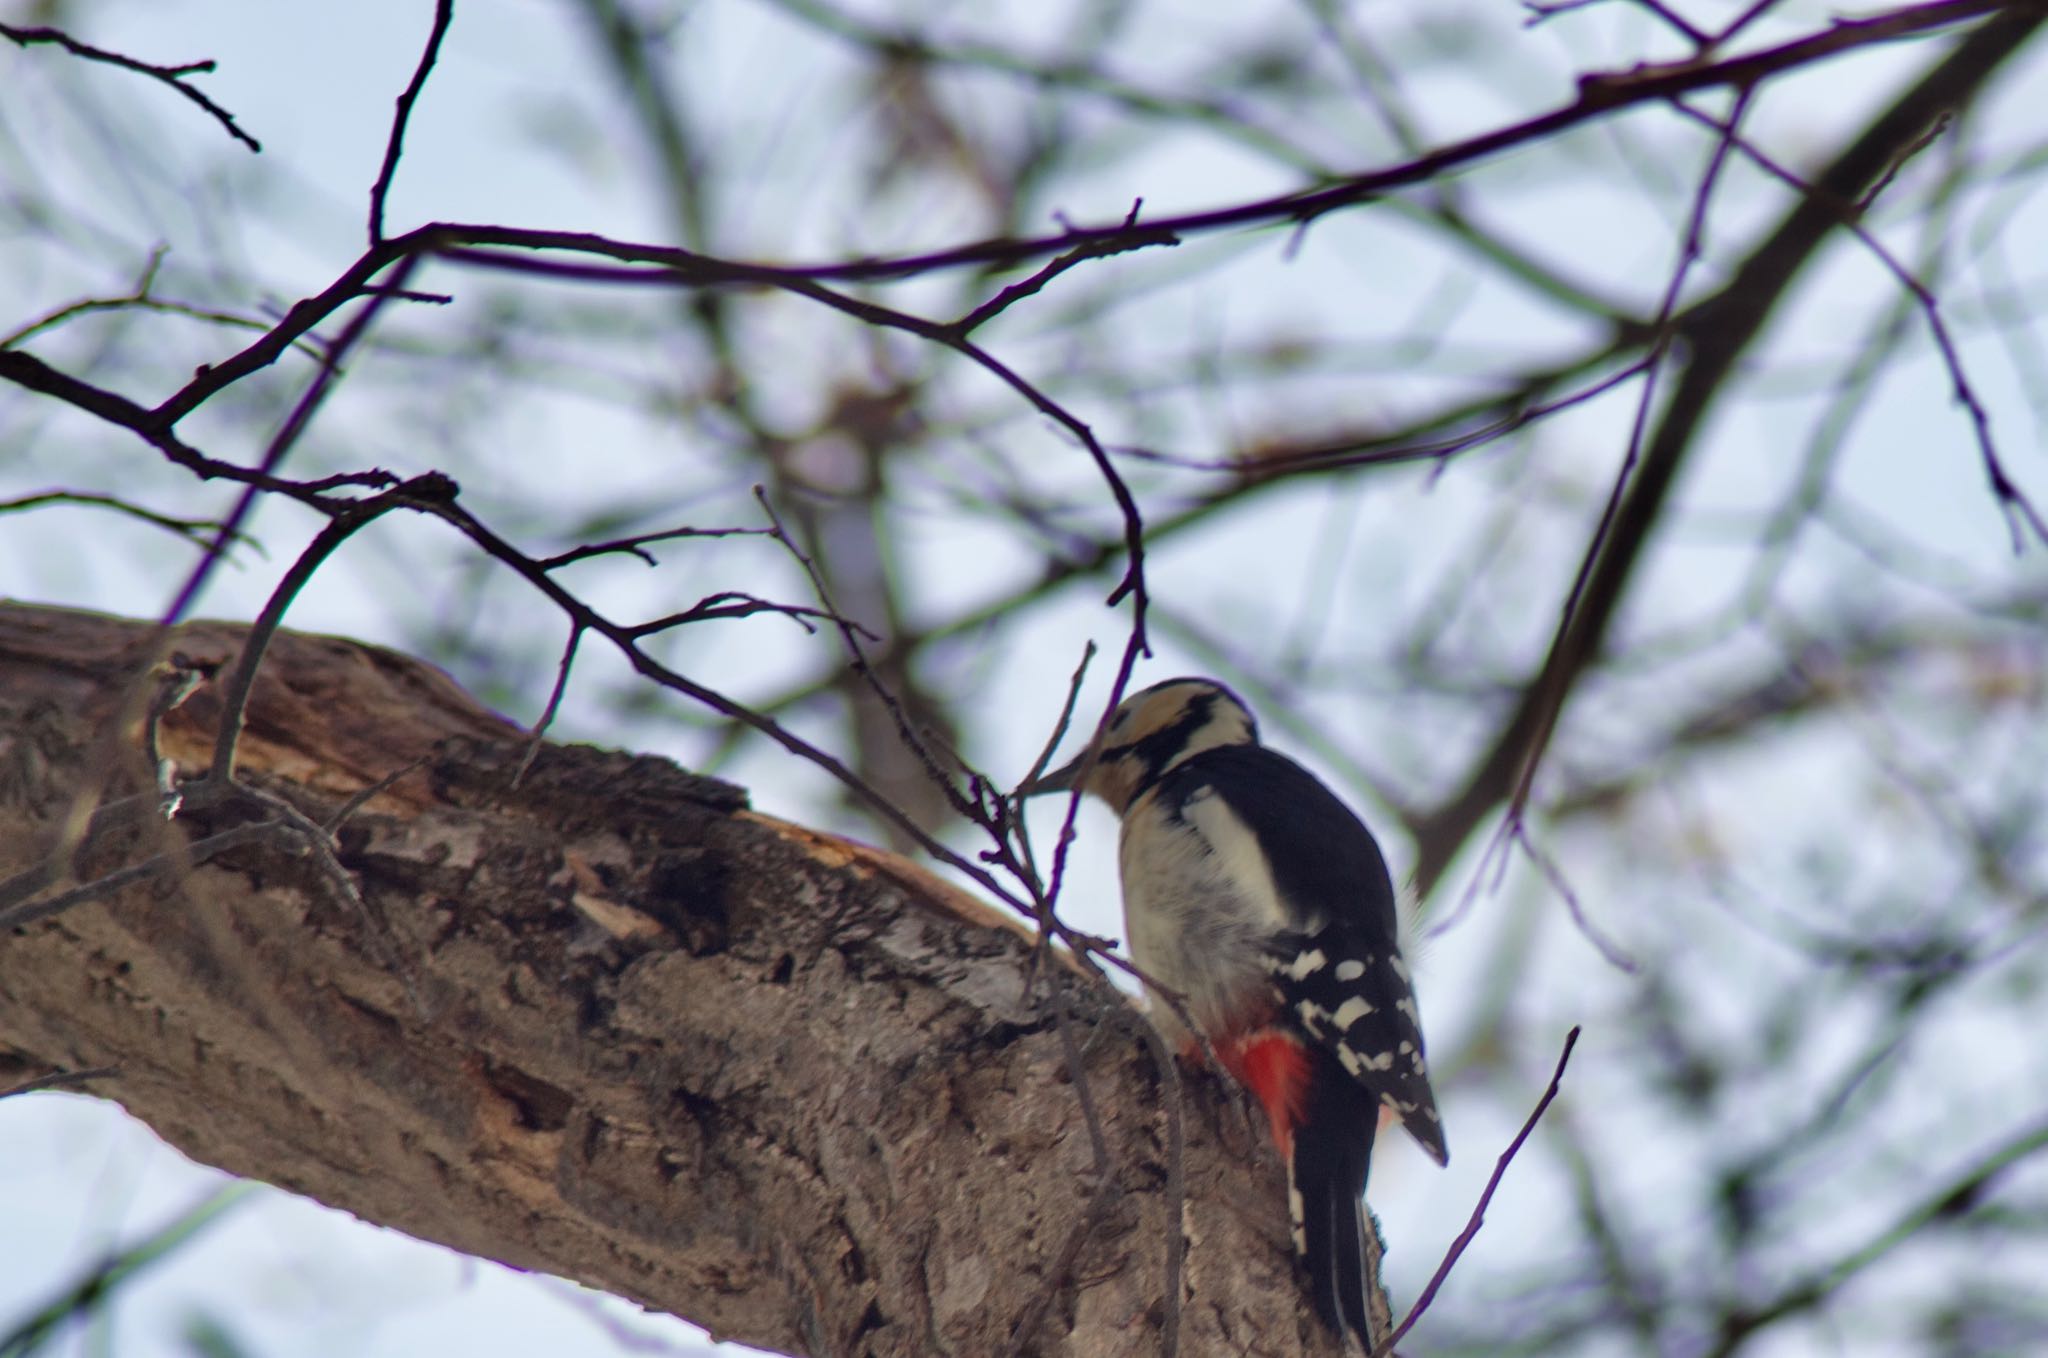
[0, 602, 1376, 1357]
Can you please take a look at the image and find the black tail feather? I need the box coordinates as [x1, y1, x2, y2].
[1290, 1052, 1380, 1343]
[1292, 1147, 1342, 1333]
[1333, 1152, 1372, 1339]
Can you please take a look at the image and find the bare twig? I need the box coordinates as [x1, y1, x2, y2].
[0, 244, 318, 351]
[0, 821, 280, 932]
[369, 0, 456, 243]
[1515, 826, 1639, 973]
[2, 5, 2017, 463]
[0, 491, 251, 553]
[324, 757, 433, 834]
[209, 475, 457, 784]
[1374, 1026, 1583, 1357]
[408, 494, 1039, 913]
[440, 4, 2022, 283]
[0, 21, 260, 151]
[0, 349, 393, 508]
[1409, 6, 2046, 901]
[514, 623, 584, 789]
[162, 254, 426, 626]
[1128, 355, 1653, 478]
[538, 523, 772, 570]
[229, 778, 423, 1011]
[0, 1067, 118, 1101]
[1491, 85, 1751, 871]
[1714, 0, 1784, 48]
[0, 790, 164, 918]
[1523, 0, 1710, 47]
[1016, 641, 1099, 800]
[623, 592, 864, 638]
[950, 201, 1177, 336]
[1671, 96, 2048, 551]
[753, 486, 979, 823]
[1005, 641, 1097, 931]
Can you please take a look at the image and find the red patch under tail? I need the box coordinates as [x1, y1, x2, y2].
[1213, 1029, 1311, 1156]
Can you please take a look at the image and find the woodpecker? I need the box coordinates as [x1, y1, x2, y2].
[1024, 677, 1446, 1343]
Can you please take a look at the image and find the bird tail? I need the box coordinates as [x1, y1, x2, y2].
[1288, 1064, 1378, 1343]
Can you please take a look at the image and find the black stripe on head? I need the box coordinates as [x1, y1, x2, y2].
[1111, 687, 1217, 785]
[1059, 679, 1260, 812]
[1102, 681, 1256, 801]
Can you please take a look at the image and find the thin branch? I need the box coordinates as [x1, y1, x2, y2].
[949, 201, 1176, 336]
[161, 254, 426, 626]
[369, 0, 456, 243]
[1485, 86, 1750, 902]
[525, 0, 2022, 281]
[1408, 5, 2046, 901]
[1715, 0, 1787, 47]
[0, 347, 396, 505]
[0, 822, 280, 932]
[538, 523, 773, 570]
[209, 475, 457, 784]
[0, 491, 251, 552]
[1672, 96, 2048, 550]
[1523, 0, 1710, 47]
[447, 241, 1154, 646]
[150, 241, 426, 426]
[0, 21, 260, 151]
[0, 790, 167, 919]
[753, 486, 982, 824]
[1126, 355, 1652, 478]
[409, 494, 1039, 913]
[1514, 826, 1640, 973]
[1373, 1026, 1583, 1357]
[436, 2, 2022, 286]
[1014, 641, 1098, 798]
[514, 622, 585, 789]
[4, 4, 2014, 459]
[0, 1066, 118, 1101]
[323, 756, 433, 834]
[0, 250, 319, 351]
[623, 591, 859, 638]
[227, 778, 424, 1010]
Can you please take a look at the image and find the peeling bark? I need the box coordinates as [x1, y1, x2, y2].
[0, 602, 1376, 1357]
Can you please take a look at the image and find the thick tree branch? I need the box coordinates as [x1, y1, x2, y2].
[0, 602, 1372, 1358]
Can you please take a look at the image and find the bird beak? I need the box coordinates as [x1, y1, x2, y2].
[1018, 749, 1090, 797]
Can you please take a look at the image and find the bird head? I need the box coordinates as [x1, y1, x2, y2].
[1021, 677, 1258, 814]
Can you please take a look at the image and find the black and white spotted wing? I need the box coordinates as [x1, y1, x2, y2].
[1180, 743, 1448, 1166]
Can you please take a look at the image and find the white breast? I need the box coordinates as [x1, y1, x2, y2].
[1118, 783, 1292, 1042]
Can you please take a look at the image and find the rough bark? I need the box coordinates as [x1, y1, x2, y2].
[0, 601, 1380, 1357]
